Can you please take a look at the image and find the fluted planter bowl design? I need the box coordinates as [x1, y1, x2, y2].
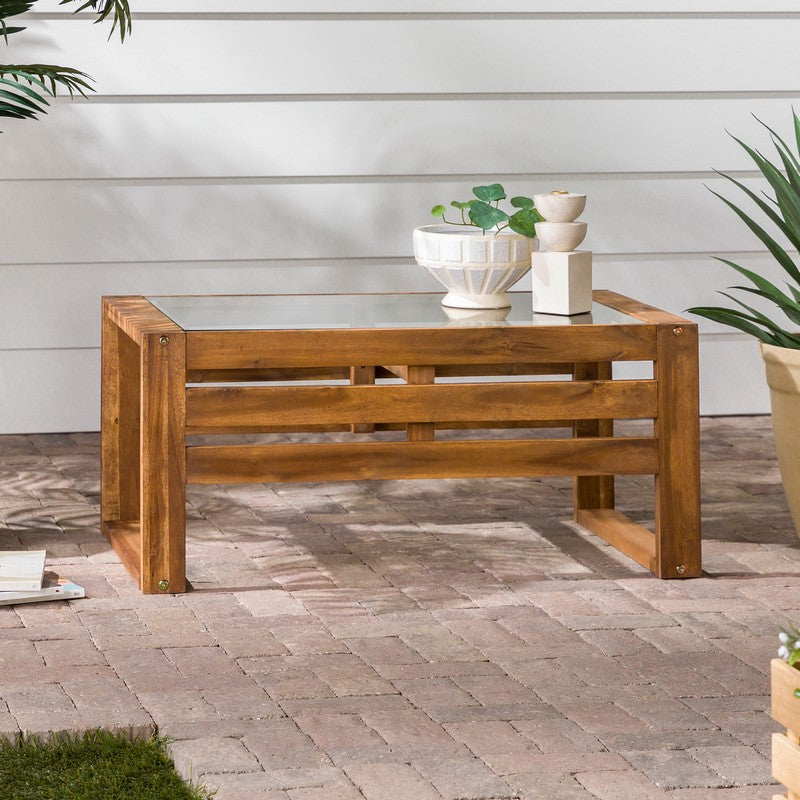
[413, 225, 536, 309]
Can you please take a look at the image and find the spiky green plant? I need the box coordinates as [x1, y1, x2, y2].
[0, 0, 131, 123]
[687, 112, 800, 349]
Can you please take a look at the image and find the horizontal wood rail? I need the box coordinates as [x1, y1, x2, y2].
[186, 325, 655, 370]
[102, 520, 142, 588]
[575, 509, 657, 572]
[186, 379, 657, 430]
[186, 437, 659, 484]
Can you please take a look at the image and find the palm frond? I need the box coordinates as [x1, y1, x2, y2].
[0, 0, 35, 40]
[0, 64, 93, 120]
[59, 0, 131, 41]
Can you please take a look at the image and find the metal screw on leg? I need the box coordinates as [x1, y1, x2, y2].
[672, 326, 683, 336]
[675, 564, 686, 575]
[158, 579, 170, 591]
[159, 335, 170, 346]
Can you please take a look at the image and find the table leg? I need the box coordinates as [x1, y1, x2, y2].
[573, 361, 615, 512]
[140, 330, 187, 593]
[101, 311, 140, 539]
[350, 366, 376, 433]
[406, 365, 435, 441]
[654, 323, 702, 578]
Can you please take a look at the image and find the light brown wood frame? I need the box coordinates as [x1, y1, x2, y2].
[101, 290, 702, 594]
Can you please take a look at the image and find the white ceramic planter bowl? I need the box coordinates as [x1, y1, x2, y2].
[413, 225, 535, 309]
[534, 192, 587, 223]
[535, 221, 587, 253]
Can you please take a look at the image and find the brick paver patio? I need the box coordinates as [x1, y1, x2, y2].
[0, 417, 796, 799]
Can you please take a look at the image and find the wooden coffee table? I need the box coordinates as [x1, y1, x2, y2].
[101, 290, 701, 593]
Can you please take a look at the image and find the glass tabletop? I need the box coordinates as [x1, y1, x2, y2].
[146, 292, 642, 331]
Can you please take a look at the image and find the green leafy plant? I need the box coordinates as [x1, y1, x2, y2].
[0, 0, 131, 123]
[778, 625, 800, 697]
[687, 112, 800, 348]
[431, 183, 544, 238]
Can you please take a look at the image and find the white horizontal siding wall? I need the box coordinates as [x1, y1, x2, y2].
[2, 1, 797, 432]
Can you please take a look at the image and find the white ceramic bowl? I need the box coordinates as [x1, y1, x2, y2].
[535, 221, 587, 253]
[534, 192, 587, 223]
[412, 225, 536, 309]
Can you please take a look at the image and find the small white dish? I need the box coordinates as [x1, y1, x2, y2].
[535, 221, 587, 252]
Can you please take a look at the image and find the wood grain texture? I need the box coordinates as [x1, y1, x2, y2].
[101, 520, 142, 587]
[773, 732, 800, 799]
[573, 362, 616, 512]
[104, 296, 181, 345]
[185, 437, 659, 484]
[406, 365, 435, 442]
[594, 290, 692, 325]
[653, 322, 702, 578]
[575, 509, 656, 571]
[772, 658, 800, 735]
[186, 326, 656, 370]
[140, 325, 187, 594]
[185, 419, 575, 435]
[185, 379, 658, 430]
[101, 308, 141, 526]
[350, 365, 376, 433]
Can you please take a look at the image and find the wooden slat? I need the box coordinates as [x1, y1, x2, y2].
[774, 733, 800, 798]
[186, 326, 655, 371]
[103, 296, 180, 345]
[773, 659, 800, 734]
[350, 365, 377, 434]
[573, 362, 615, 512]
[185, 419, 575, 435]
[594, 290, 692, 325]
[575, 509, 657, 572]
[186, 437, 659, 484]
[654, 322, 702, 578]
[188, 366, 352, 383]
[140, 328, 187, 594]
[186, 379, 658, 430]
[101, 306, 141, 527]
[101, 520, 142, 587]
[405, 365, 435, 442]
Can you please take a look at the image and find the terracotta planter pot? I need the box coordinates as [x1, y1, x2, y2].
[760, 342, 800, 534]
[771, 658, 800, 797]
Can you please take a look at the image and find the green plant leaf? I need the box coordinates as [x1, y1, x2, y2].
[717, 291, 800, 347]
[431, 205, 446, 218]
[450, 200, 476, 209]
[510, 196, 534, 209]
[469, 201, 509, 230]
[507, 208, 537, 237]
[729, 133, 800, 235]
[715, 169, 800, 255]
[716, 257, 800, 321]
[685, 305, 790, 346]
[708, 187, 800, 286]
[472, 183, 506, 202]
[60, 0, 133, 42]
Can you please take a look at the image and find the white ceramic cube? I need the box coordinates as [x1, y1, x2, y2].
[532, 250, 593, 316]
[534, 192, 587, 223]
[535, 221, 587, 252]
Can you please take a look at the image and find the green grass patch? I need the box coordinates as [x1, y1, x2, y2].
[0, 730, 213, 800]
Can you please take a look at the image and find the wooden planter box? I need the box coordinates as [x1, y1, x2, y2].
[772, 658, 800, 799]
